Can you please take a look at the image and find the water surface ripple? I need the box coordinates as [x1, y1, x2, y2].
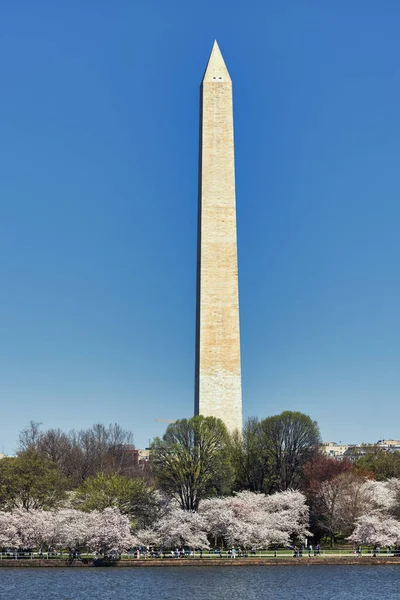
[0, 565, 398, 600]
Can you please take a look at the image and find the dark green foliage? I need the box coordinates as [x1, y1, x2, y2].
[232, 411, 321, 493]
[355, 447, 400, 480]
[151, 415, 233, 510]
[73, 473, 159, 528]
[263, 411, 321, 491]
[231, 417, 270, 492]
[0, 450, 67, 510]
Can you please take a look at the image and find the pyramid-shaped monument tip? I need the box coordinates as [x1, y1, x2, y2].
[202, 40, 231, 83]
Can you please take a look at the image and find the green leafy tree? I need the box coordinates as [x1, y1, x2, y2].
[262, 411, 321, 491]
[73, 473, 159, 528]
[151, 416, 233, 510]
[355, 447, 400, 480]
[231, 417, 270, 492]
[232, 412, 321, 494]
[0, 450, 67, 510]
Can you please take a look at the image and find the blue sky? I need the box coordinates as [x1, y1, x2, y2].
[1, 1, 400, 453]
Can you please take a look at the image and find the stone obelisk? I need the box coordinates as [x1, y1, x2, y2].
[194, 41, 242, 434]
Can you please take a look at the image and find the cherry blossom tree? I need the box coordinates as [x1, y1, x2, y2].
[348, 514, 400, 547]
[0, 512, 20, 547]
[200, 491, 310, 548]
[136, 490, 311, 550]
[134, 527, 159, 548]
[138, 508, 209, 549]
[4, 481, 400, 555]
[0, 507, 136, 556]
[53, 509, 91, 549]
[0, 508, 89, 550]
[361, 478, 400, 514]
[8, 508, 56, 548]
[86, 507, 137, 556]
[198, 499, 235, 545]
[316, 472, 377, 545]
[347, 477, 400, 546]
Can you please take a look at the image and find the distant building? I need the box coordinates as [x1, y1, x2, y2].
[321, 438, 400, 460]
[342, 446, 369, 460]
[321, 442, 353, 459]
[129, 448, 150, 470]
[377, 439, 400, 452]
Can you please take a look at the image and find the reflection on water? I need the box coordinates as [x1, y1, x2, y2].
[0, 565, 399, 600]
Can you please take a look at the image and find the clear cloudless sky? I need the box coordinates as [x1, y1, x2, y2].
[1, 0, 400, 453]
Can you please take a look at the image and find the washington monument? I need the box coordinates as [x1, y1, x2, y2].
[194, 41, 242, 433]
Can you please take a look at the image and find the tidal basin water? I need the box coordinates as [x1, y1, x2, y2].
[0, 565, 399, 600]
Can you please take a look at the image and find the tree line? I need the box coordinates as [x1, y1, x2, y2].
[1, 412, 400, 546]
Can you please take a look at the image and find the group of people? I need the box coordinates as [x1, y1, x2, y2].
[215, 547, 249, 558]
[2, 546, 82, 559]
[354, 545, 400, 556]
[292, 544, 321, 558]
[134, 545, 323, 559]
[134, 546, 249, 559]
